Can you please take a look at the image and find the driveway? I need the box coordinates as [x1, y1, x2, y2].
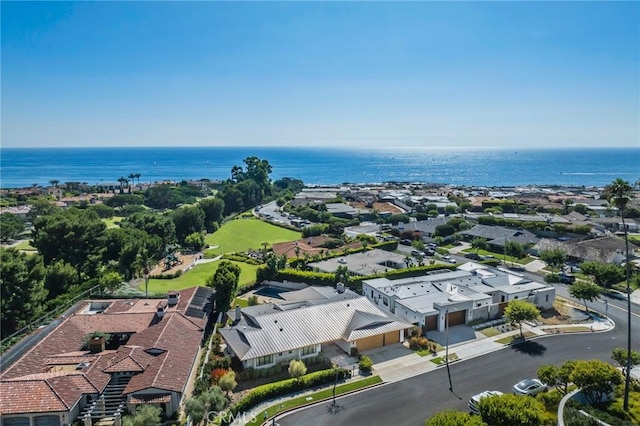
[426, 325, 480, 346]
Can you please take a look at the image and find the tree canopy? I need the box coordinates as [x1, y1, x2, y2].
[539, 248, 567, 272]
[579, 261, 625, 289]
[208, 261, 241, 314]
[568, 281, 602, 313]
[570, 359, 623, 405]
[424, 411, 487, 426]
[504, 300, 540, 338]
[477, 393, 545, 426]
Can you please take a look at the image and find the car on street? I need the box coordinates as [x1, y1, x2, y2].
[513, 378, 547, 396]
[442, 255, 457, 264]
[558, 272, 576, 284]
[464, 252, 482, 261]
[400, 239, 413, 246]
[468, 390, 503, 414]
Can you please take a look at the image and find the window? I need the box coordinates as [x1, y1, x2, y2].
[256, 354, 274, 366]
[371, 290, 374, 298]
[288, 350, 292, 354]
[300, 345, 316, 356]
[546, 295, 549, 302]
[383, 297, 389, 306]
[501, 295, 506, 303]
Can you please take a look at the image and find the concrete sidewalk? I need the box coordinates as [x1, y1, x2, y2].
[372, 313, 614, 383]
[242, 314, 614, 425]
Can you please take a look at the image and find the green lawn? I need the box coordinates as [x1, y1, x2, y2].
[205, 218, 301, 255]
[102, 216, 124, 228]
[145, 260, 258, 294]
[461, 248, 534, 265]
[13, 240, 36, 251]
[249, 376, 383, 424]
[430, 354, 459, 365]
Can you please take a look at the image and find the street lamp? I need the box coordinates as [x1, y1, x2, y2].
[604, 299, 608, 319]
[445, 308, 453, 392]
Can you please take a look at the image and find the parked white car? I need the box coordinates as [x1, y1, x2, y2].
[468, 390, 503, 414]
[513, 378, 547, 396]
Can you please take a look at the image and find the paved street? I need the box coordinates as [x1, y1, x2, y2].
[275, 294, 639, 426]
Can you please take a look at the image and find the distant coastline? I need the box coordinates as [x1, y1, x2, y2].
[1, 146, 638, 189]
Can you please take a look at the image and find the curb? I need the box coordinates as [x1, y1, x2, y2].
[260, 380, 385, 426]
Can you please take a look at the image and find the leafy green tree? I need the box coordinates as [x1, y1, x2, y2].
[184, 396, 206, 425]
[424, 410, 487, 426]
[504, 300, 540, 338]
[208, 261, 241, 314]
[0, 213, 26, 241]
[103, 193, 145, 208]
[44, 260, 78, 298]
[198, 197, 225, 232]
[122, 212, 176, 255]
[611, 348, 640, 376]
[122, 404, 162, 426]
[288, 359, 307, 381]
[172, 205, 205, 245]
[335, 265, 350, 285]
[579, 261, 625, 289]
[539, 248, 567, 272]
[537, 361, 575, 395]
[32, 208, 106, 280]
[102, 227, 161, 280]
[571, 359, 623, 406]
[218, 370, 237, 396]
[504, 240, 525, 260]
[86, 203, 115, 219]
[99, 270, 124, 293]
[435, 224, 456, 237]
[144, 184, 179, 209]
[0, 248, 48, 339]
[185, 232, 206, 251]
[477, 393, 545, 426]
[27, 198, 61, 223]
[568, 281, 602, 313]
[471, 237, 488, 254]
[604, 177, 635, 411]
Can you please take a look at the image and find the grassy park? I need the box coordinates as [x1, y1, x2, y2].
[145, 260, 259, 294]
[205, 218, 301, 256]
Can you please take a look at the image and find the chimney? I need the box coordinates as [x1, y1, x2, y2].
[336, 282, 345, 294]
[156, 300, 167, 319]
[167, 291, 179, 306]
[89, 336, 105, 354]
[235, 305, 242, 322]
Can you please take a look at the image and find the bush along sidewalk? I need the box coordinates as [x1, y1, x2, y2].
[223, 367, 351, 424]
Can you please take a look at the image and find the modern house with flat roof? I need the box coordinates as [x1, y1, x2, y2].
[0, 287, 214, 426]
[220, 285, 412, 368]
[362, 263, 555, 332]
[307, 248, 407, 277]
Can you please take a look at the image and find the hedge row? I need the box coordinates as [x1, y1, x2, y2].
[274, 269, 337, 286]
[222, 253, 261, 265]
[227, 368, 351, 419]
[149, 270, 182, 279]
[382, 263, 456, 280]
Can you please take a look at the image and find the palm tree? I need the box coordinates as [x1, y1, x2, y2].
[563, 198, 574, 215]
[128, 173, 135, 188]
[49, 179, 59, 187]
[117, 177, 127, 194]
[604, 178, 633, 411]
[134, 173, 141, 186]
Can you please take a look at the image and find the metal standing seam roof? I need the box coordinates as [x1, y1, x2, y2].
[223, 297, 411, 361]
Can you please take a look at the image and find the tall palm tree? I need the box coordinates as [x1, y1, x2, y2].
[604, 178, 633, 411]
[135, 173, 141, 186]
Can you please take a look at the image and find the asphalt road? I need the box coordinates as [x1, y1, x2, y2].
[277, 295, 640, 426]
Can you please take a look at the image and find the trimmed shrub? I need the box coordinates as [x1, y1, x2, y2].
[227, 368, 351, 420]
[359, 355, 373, 374]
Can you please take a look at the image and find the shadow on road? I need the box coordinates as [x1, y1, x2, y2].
[510, 340, 547, 357]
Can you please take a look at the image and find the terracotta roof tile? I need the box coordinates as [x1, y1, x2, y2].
[0, 381, 68, 414]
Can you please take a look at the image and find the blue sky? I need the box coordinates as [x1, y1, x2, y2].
[2, 1, 638, 149]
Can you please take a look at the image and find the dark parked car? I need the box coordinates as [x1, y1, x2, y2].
[400, 239, 413, 246]
[464, 253, 482, 261]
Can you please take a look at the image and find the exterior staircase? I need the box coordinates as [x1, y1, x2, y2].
[80, 375, 131, 425]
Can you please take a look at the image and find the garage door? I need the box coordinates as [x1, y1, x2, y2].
[424, 315, 438, 331]
[383, 331, 400, 345]
[446, 310, 466, 326]
[356, 334, 384, 352]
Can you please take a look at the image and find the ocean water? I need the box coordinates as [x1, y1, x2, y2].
[0, 146, 638, 189]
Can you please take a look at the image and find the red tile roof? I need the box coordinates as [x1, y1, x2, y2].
[1, 288, 208, 416]
[1, 373, 97, 415]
